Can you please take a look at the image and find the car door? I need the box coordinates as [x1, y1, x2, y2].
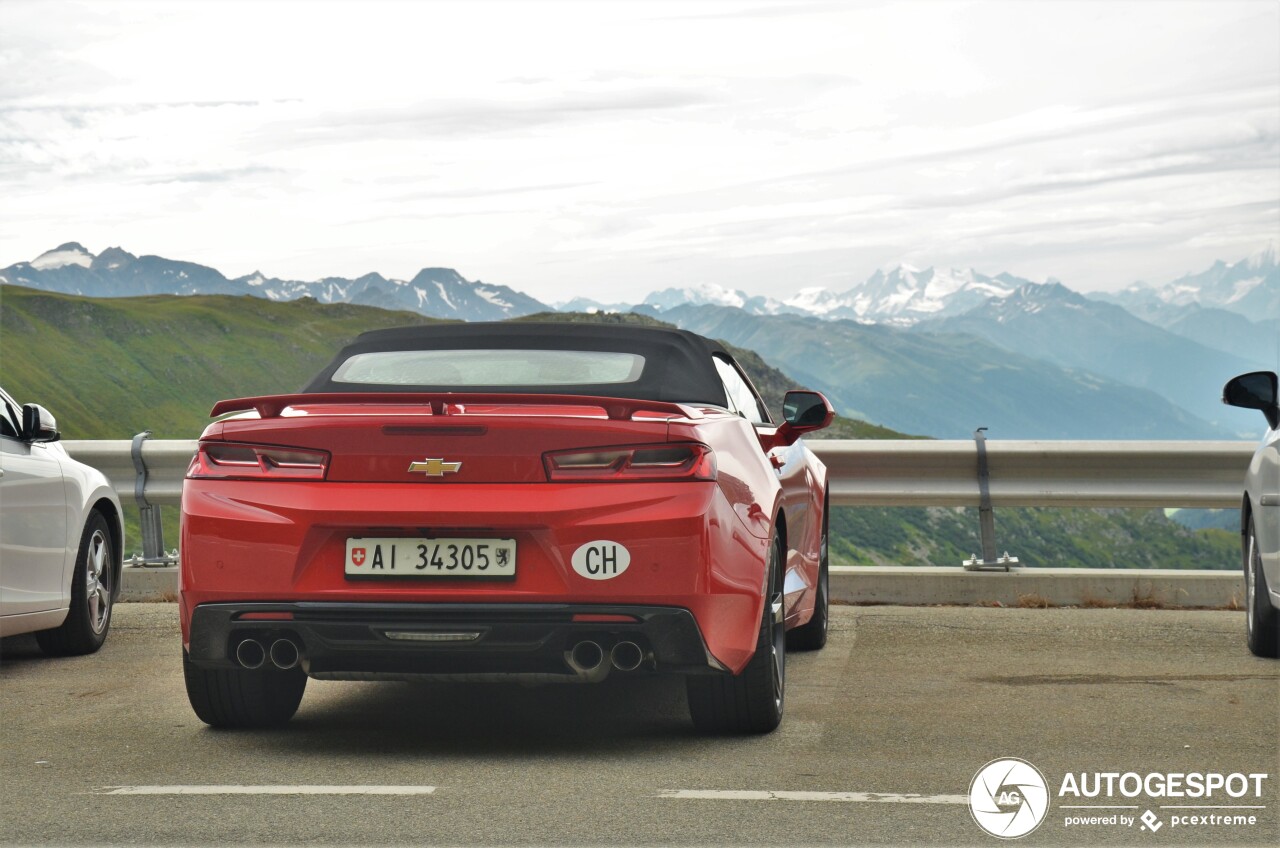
[0, 389, 69, 616]
[711, 356, 815, 619]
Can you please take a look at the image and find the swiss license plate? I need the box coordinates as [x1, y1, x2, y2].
[345, 537, 517, 578]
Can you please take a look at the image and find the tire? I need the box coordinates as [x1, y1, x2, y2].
[788, 499, 829, 651]
[1245, 516, 1280, 658]
[687, 534, 785, 734]
[183, 649, 307, 728]
[35, 512, 115, 656]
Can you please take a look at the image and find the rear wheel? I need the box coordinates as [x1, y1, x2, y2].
[1245, 516, 1280, 658]
[36, 512, 114, 656]
[183, 650, 307, 728]
[788, 499, 829, 651]
[687, 534, 785, 734]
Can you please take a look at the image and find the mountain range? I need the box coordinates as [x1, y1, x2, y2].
[633, 265, 1035, 325]
[4, 242, 1276, 438]
[8, 242, 1276, 329]
[1096, 248, 1280, 326]
[2, 243, 546, 322]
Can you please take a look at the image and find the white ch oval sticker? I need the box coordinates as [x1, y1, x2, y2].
[571, 541, 631, 580]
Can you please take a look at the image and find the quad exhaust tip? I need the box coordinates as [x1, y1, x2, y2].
[610, 641, 643, 672]
[269, 638, 300, 670]
[235, 638, 266, 670]
[568, 640, 604, 673]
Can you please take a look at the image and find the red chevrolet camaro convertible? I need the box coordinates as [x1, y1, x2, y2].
[180, 323, 833, 732]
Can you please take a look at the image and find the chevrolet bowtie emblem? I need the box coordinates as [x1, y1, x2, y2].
[408, 458, 462, 477]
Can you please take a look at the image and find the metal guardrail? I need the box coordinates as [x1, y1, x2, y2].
[64, 439, 195, 506]
[814, 440, 1254, 509]
[64, 438, 194, 566]
[62, 437, 1256, 569]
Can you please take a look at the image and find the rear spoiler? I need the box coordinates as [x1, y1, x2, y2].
[209, 392, 705, 422]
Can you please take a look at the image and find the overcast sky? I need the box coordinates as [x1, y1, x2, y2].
[2, 0, 1277, 302]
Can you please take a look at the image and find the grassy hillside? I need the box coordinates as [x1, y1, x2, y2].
[0, 286, 1237, 569]
[1, 286, 440, 439]
[1, 286, 440, 554]
[832, 506, 1238, 570]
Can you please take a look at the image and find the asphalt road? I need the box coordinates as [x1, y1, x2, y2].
[2, 604, 1277, 847]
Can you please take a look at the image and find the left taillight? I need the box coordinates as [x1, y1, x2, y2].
[186, 442, 329, 481]
[544, 443, 716, 482]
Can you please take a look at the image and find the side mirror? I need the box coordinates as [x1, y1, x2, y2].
[21, 404, 60, 443]
[1223, 371, 1279, 430]
[773, 390, 834, 447]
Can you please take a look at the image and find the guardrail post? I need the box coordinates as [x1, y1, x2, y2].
[129, 431, 178, 568]
[963, 428, 1020, 571]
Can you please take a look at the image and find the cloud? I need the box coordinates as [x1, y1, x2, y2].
[0, 99, 274, 179]
[0, 0, 1275, 299]
[745, 81, 1280, 193]
[275, 88, 717, 145]
[141, 165, 287, 185]
[0, 100, 265, 115]
[653, 1, 845, 21]
[900, 130, 1280, 211]
[381, 181, 596, 202]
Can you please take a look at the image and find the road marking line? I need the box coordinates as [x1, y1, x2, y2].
[659, 790, 967, 804]
[96, 785, 436, 796]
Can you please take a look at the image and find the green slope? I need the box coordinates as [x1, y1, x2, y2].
[0, 286, 1237, 570]
[831, 506, 1238, 571]
[1, 286, 440, 439]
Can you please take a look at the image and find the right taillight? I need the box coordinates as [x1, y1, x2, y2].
[186, 442, 329, 481]
[544, 443, 716, 482]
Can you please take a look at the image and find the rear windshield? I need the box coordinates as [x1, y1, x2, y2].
[329, 349, 646, 387]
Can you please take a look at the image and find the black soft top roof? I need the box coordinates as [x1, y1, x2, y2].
[302, 322, 732, 406]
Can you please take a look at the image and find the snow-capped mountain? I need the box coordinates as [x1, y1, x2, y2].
[839, 265, 1029, 324]
[644, 282, 749, 310]
[1097, 247, 1279, 325]
[643, 282, 801, 316]
[780, 286, 847, 316]
[554, 297, 634, 314]
[639, 265, 1033, 325]
[1, 245, 551, 322]
[31, 242, 94, 270]
[636, 254, 1278, 327]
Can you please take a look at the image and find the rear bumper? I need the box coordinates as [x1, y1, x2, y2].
[187, 601, 729, 679]
[180, 479, 771, 672]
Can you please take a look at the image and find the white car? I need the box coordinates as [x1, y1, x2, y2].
[1223, 371, 1280, 658]
[0, 387, 124, 654]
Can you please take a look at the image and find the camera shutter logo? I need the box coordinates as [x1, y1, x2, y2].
[969, 758, 1050, 839]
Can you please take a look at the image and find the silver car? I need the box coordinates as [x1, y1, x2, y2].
[1223, 371, 1280, 658]
[0, 387, 124, 654]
